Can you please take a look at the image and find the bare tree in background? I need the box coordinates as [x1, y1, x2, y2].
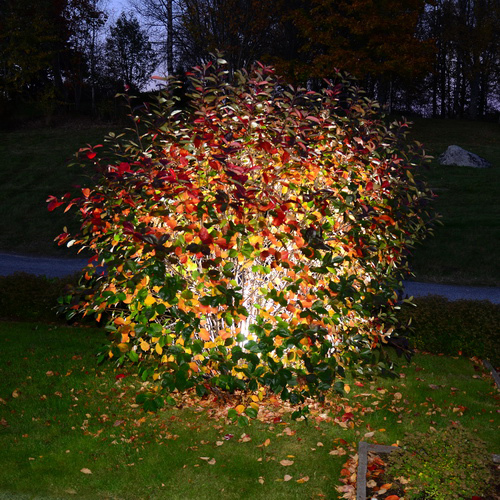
[130, 0, 178, 75]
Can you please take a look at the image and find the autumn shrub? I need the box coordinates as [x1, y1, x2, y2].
[50, 58, 434, 412]
[397, 296, 500, 367]
[385, 425, 496, 500]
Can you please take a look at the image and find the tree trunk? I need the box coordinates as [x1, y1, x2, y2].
[167, 0, 174, 75]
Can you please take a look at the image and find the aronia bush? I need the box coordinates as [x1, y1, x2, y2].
[50, 58, 434, 416]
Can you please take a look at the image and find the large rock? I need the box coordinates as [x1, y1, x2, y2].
[439, 145, 492, 168]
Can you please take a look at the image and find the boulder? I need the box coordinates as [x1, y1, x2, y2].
[439, 145, 492, 168]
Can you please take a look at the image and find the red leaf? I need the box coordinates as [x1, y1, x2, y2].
[46, 196, 63, 212]
[199, 227, 213, 244]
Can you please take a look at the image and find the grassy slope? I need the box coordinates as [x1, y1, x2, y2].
[0, 121, 112, 256]
[0, 117, 498, 284]
[408, 118, 500, 286]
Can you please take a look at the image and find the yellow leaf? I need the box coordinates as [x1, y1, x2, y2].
[144, 295, 156, 306]
[155, 344, 163, 355]
[344, 384, 351, 394]
[189, 362, 199, 373]
[117, 343, 129, 353]
[250, 395, 259, 403]
[140, 340, 150, 351]
[153, 373, 160, 381]
[235, 404, 245, 414]
[296, 476, 309, 483]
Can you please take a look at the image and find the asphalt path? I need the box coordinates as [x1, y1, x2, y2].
[0, 252, 499, 304]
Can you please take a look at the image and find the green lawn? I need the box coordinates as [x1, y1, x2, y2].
[408, 118, 500, 286]
[0, 121, 112, 256]
[0, 322, 498, 499]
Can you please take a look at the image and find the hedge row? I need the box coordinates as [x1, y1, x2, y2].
[397, 295, 500, 367]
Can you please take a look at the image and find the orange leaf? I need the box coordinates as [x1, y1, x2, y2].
[199, 328, 211, 341]
[385, 496, 399, 500]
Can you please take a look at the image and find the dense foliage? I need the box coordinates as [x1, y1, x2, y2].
[51, 59, 434, 412]
[397, 296, 500, 367]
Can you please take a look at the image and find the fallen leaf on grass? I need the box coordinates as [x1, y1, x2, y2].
[284, 475, 292, 482]
[12, 389, 20, 398]
[366, 479, 377, 488]
[385, 495, 400, 500]
[280, 459, 294, 466]
[329, 447, 347, 456]
[258, 477, 264, 484]
[80, 468, 92, 474]
[296, 476, 309, 483]
[216, 441, 224, 446]
[208, 458, 216, 465]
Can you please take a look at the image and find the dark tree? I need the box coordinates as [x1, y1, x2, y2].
[104, 12, 159, 92]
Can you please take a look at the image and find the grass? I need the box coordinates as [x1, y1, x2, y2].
[408, 118, 500, 286]
[0, 120, 113, 257]
[0, 321, 498, 499]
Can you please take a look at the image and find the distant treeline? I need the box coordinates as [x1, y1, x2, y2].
[0, 0, 498, 125]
